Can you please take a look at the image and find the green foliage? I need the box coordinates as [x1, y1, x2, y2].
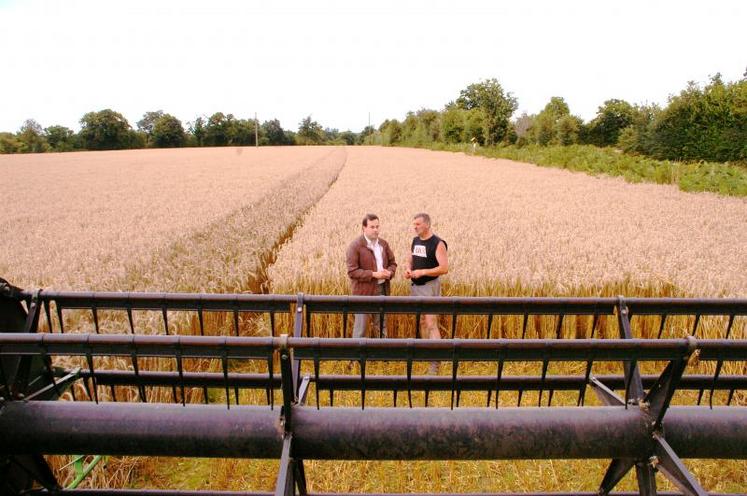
[44, 125, 77, 152]
[0, 132, 23, 153]
[650, 75, 747, 162]
[79, 109, 132, 150]
[137, 110, 164, 138]
[188, 117, 206, 146]
[584, 99, 636, 146]
[435, 143, 747, 196]
[379, 119, 402, 146]
[261, 119, 289, 145]
[456, 78, 517, 145]
[152, 114, 185, 148]
[17, 119, 48, 153]
[297, 116, 324, 145]
[440, 105, 466, 144]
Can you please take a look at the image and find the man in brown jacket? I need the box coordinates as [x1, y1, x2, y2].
[346, 213, 397, 338]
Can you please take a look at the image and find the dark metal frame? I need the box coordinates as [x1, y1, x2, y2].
[1, 283, 746, 496]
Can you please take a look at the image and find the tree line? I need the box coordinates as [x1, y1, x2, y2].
[371, 72, 747, 163]
[0, 111, 366, 153]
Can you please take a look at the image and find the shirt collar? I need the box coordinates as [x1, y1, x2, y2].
[363, 234, 378, 247]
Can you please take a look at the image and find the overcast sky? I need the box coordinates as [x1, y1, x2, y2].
[1, 0, 745, 133]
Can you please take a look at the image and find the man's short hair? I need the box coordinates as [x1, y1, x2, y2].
[362, 213, 379, 227]
[413, 212, 431, 225]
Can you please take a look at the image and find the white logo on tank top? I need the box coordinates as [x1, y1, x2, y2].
[413, 245, 427, 258]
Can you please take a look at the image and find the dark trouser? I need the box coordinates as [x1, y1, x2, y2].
[352, 283, 387, 338]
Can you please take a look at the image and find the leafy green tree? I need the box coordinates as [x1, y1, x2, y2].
[137, 110, 164, 144]
[379, 119, 402, 146]
[512, 113, 534, 146]
[261, 119, 287, 145]
[79, 109, 132, 150]
[357, 125, 375, 145]
[463, 109, 485, 145]
[440, 105, 465, 144]
[297, 116, 324, 145]
[650, 75, 746, 162]
[0, 132, 23, 153]
[339, 130, 357, 145]
[616, 104, 660, 155]
[456, 78, 518, 145]
[530, 97, 573, 145]
[204, 112, 233, 146]
[585, 99, 636, 146]
[152, 114, 185, 148]
[44, 125, 77, 152]
[555, 114, 583, 145]
[17, 119, 48, 153]
[188, 117, 206, 146]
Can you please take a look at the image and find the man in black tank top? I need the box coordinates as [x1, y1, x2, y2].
[404, 213, 448, 373]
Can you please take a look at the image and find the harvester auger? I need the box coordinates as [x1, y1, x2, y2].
[1, 278, 746, 496]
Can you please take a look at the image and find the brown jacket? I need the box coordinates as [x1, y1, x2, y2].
[346, 235, 397, 296]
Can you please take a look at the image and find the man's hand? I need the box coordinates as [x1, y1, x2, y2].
[404, 268, 412, 279]
[372, 270, 391, 280]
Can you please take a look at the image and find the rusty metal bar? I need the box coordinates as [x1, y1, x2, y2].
[3, 402, 747, 460]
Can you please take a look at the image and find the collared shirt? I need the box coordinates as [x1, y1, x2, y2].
[364, 234, 385, 284]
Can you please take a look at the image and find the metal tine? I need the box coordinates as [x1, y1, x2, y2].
[85, 347, 99, 404]
[197, 305, 205, 336]
[517, 389, 523, 407]
[81, 373, 93, 402]
[538, 359, 549, 406]
[521, 313, 529, 339]
[267, 354, 275, 409]
[40, 340, 61, 398]
[313, 346, 320, 409]
[590, 313, 599, 339]
[175, 346, 186, 407]
[233, 309, 240, 337]
[709, 359, 724, 409]
[269, 311, 276, 338]
[202, 384, 209, 404]
[727, 389, 735, 405]
[457, 388, 462, 407]
[451, 312, 457, 339]
[127, 307, 135, 334]
[555, 313, 565, 339]
[43, 300, 53, 333]
[130, 349, 146, 402]
[171, 385, 178, 404]
[0, 347, 11, 397]
[305, 310, 312, 338]
[450, 347, 459, 410]
[330, 388, 334, 407]
[696, 389, 704, 405]
[424, 389, 429, 407]
[92, 305, 100, 334]
[110, 385, 117, 402]
[162, 307, 169, 335]
[657, 314, 668, 339]
[342, 309, 348, 338]
[415, 311, 421, 338]
[691, 313, 701, 336]
[393, 389, 397, 407]
[486, 313, 493, 339]
[548, 388, 555, 406]
[56, 303, 65, 334]
[406, 347, 413, 408]
[221, 341, 231, 409]
[623, 359, 638, 409]
[725, 314, 735, 339]
[494, 357, 504, 409]
[380, 307, 385, 338]
[578, 359, 593, 406]
[359, 346, 367, 410]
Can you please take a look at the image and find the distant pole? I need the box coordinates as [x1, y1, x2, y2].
[255, 112, 259, 147]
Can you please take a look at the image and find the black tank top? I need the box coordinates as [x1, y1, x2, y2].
[411, 235, 447, 285]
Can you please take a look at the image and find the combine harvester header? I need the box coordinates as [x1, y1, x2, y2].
[1, 279, 746, 496]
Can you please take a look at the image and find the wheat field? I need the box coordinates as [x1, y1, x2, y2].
[1, 145, 745, 493]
